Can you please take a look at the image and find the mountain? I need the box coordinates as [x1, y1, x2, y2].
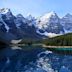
[15, 14, 43, 39]
[0, 8, 24, 43]
[15, 14, 28, 27]
[0, 8, 44, 44]
[61, 13, 72, 33]
[0, 8, 72, 44]
[36, 12, 64, 37]
[0, 8, 16, 43]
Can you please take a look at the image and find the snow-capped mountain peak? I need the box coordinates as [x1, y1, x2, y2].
[62, 13, 72, 22]
[63, 13, 72, 18]
[36, 11, 60, 30]
[61, 13, 72, 32]
[0, 8, 10, 14]
[61, 13, 72, 23]
[40, 11, 57, 20]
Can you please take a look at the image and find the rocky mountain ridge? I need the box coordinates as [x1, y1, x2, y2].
[0, 8, 72, 43]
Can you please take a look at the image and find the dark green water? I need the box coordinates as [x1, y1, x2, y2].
[0, 46, 72, 72]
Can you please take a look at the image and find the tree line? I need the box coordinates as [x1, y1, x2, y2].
[42, 33, 72, 46]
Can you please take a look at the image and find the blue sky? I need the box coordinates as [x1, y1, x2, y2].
[0, 0, 72, 17]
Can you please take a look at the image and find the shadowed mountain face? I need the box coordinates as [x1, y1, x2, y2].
[0, 8, 44, 44]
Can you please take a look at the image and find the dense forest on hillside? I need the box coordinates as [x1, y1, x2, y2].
[42, 33, 72, 46]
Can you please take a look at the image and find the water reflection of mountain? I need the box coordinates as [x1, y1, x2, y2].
[0, 42, 8, 51]
[0, 46, 72, 72]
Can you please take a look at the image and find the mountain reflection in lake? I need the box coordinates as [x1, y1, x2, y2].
[0, 46, 72, 72]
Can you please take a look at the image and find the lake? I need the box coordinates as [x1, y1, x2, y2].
[0, 46, 72, 72]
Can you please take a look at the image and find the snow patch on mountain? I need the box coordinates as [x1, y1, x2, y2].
[44, 32, 61, 38]
[3, 22, 10, 32]
[36, 30, 62, 37]
[0, 14, 9, 32]
[39, 11, 56, 20]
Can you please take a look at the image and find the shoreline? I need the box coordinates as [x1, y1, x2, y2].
[10, 44, 72, 48]
[42, 45, 72, 48]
